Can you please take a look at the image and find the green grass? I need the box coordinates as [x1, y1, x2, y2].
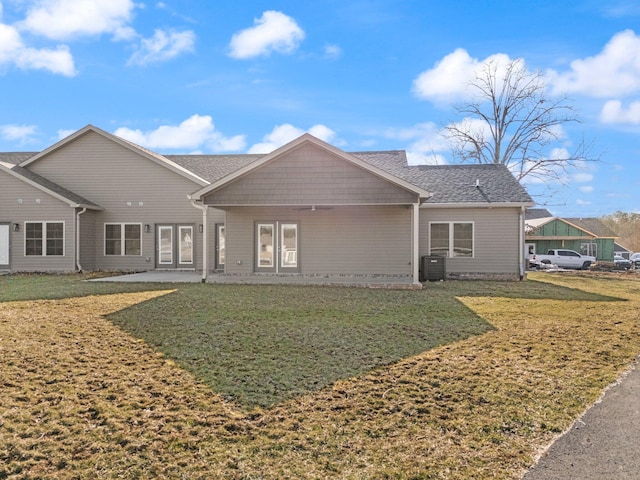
[1, 272, 638, 479]
[0, 273, 620, 409]
[0, 272, 618, 409]
[0, 272, 159, 302]
[108, 285, 497, 408]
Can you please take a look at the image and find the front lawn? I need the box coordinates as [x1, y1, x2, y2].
[1, 273, 638, 479]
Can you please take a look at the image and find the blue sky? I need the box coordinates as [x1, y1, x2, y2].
[1, 0, 639, 217]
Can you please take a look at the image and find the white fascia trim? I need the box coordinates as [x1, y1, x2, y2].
[421, 202, 535, 209]
[194, 201, 421, 208]
[191, 133, 431, 201]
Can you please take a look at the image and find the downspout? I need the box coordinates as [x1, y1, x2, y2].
[190, 199, 208, 283]
[76, 207, 87, 272]
[519, 206, 525, 281]
[412, 203, 421, 286]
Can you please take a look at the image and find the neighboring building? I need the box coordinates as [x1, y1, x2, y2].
[525, 212, 619, 262]
[1, 125, 534, 284]
[614, 243, 632, 260]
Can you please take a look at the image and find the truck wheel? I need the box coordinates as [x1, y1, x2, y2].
[582, 261, 591, 270]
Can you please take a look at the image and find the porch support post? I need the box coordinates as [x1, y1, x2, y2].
[412, 202, 420, 285]
[190, 199, 209, 283]
[201, 205, 208, 283]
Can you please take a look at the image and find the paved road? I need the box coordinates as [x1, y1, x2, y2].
[522, 357, 640, 480]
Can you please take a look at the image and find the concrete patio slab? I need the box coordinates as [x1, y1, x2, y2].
[89, 271, 420, 288]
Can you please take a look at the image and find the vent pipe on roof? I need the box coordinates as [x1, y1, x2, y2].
[475, 179, 480, 188]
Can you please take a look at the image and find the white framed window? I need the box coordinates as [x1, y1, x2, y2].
[580, 242, 597, 257]
[25, 221, 65, 256]
[429, 222, 474, 258]
[105, 223, 142, 256]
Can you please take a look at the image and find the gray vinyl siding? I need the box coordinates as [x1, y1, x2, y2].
[28, 131, 207, 271]
[0, 171, 76, 272]
[204, 208, 225, 273]
[420, 207, 521, 275]
[78, 210, 96, 271]
[224, 205, 412, 276]
[203, 144, 418, 206]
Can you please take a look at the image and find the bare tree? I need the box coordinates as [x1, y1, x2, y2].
[601, 211, 640, 251]
[444, 59, 597, 187]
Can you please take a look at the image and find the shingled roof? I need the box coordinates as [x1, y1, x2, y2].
[0, 152, 38, 164]
[2, 136, 533, 206]
[353, 151, 532, 204]
[525, 208, 553, 220]
[563, 218, 619, 238]
[166, 154, 264, 183]
[168, 150, 533, 205]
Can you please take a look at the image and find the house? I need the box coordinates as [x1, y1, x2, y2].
[524, 211, 619, 261]
[1, 125, 534, 284]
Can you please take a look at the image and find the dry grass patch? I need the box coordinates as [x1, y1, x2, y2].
[1, 273, 639, 479]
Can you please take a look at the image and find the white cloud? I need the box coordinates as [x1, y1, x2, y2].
[576, 199, 592, 206]
[579, 185, 594, 193]
[0, 23, 75, 76]
[113, 115, 246, 152]
[574, 172, 594, 183]
[547, 30, 640, 98]
[248, 123, 336, 153]
[412, 48, 519, 104]
[517, 147, 573, 186]
[0, 124, 38, 142]
[324, 44, 342, 60]
[127, 29, 195, 66]
[407, 152, 448, 165]
[382, 122, 450, 165]
[549, 147, 571, 161]
[228, 11, 304, 59]
[19, 0, 137, 41]
[600, 99, 640, 124]
[57, 128, 76, 140]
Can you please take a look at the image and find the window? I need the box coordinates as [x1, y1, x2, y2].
[580, 242, 597, 257]
[25, 222, 64, 256]
[105, 223, 141, 256]
[429, 222, 474, 258]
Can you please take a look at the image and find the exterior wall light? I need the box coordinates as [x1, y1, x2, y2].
[13, 223, 19, 232]
[144, 224, 150, 233]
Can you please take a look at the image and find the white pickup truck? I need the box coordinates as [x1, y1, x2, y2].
[529, 249, 596, 270]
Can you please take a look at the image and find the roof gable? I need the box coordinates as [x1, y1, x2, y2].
[190, 133, 431, 201]
[525, 216, 619, 238]
[19, 125, 209, 186]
